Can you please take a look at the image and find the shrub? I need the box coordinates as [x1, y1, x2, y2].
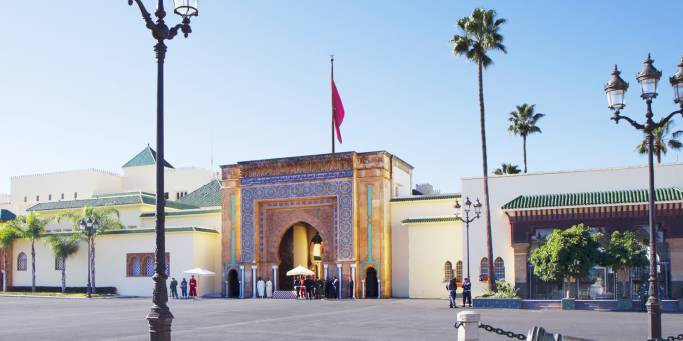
[479, 280, 519, 299]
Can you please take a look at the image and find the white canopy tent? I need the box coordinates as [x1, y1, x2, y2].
[286, 265, 315, 277]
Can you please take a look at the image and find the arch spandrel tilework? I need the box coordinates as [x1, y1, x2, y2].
[240, 177, 354, 262]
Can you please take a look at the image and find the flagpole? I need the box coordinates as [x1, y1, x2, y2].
[331, 54, 335, 154]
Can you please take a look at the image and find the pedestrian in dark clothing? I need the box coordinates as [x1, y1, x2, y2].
[304, 278, 314, 300]
[446, 278, 457, 308]
[316, 279, 324, 299]
[170, 277, 178, 299]
[332, 276, 339, 299]
[180, 278, 188, 299]
[462, 278, 472, 307]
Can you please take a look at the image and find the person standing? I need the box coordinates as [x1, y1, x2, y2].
[169, 277, 178, 299]
[257, 277, 265, 298]
[462, 278, 472, 308]
[348, 276, 354, 298]
[332, 276, 339, 299]
[180, 278, 188, 299]
[189, 275, 198, 298]
[446, 277, 457, 308]
[265, 278, 273, 298]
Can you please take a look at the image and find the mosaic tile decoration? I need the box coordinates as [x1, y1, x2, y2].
[259, 198, 337, 256]
[241, 178, 354, 262]
[241, 170, 354, 186]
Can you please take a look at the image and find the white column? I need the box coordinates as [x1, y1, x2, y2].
[456, 311, 480, 341]
[239, 265, 245, 299]
[252, 265, 257, 298]
[378, 279, 382, 299]
[323, 264, 329, 280]
[362, 279, 366, 299]
[337, 264, 342, 300]
[350, 264, 356, 299]
[272, 265, 278, 291]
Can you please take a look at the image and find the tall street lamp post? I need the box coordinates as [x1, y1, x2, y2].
[454, 197, 482, 281]
[604, 55, 683, 340]
[79, 218, 97, 299]
[127, 1, 198, 339]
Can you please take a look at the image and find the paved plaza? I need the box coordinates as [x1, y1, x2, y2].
[0, 297, 682, 341]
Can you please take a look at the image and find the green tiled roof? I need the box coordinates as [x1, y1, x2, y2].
[391, 193, 461, 203]
[176, 179, 221, 208]
[27, 192, 197, 212]
[402, 216, 459, 224]
[501, 187, 683, 210]
[140, 208, 221, 218]
[0, 209, 16, 221]
[123, 146, 174, 168]
[42, 226, 218, 236]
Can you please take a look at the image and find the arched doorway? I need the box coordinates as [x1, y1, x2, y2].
[227, 269, 239, 298]
[365, 267, 378, 298]
[277, 222, 323, 291]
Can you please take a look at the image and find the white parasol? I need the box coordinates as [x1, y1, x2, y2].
[286, 265, 315, 277]
[183, 268, 216, 276]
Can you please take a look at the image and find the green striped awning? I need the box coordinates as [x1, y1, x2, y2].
[501, 187, 683, 210]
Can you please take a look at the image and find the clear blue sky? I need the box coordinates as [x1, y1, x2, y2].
[0, 1, 681, 194]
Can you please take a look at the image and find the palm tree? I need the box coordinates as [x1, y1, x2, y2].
[508, 103, 545, 173]
[451, 7, 507, 291]
[8, 212, 49, 292]
[58, 207, 122, 294]
[45, 235, 80, 293]
[0, 223, 20, 292]
[493, 163, 521, 175]
[636, 121, 683, 163]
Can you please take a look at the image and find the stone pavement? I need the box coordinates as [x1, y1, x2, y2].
[0, 297, 681, 340]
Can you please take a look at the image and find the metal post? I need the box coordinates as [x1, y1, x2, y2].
[86, 235, 92, 298]
[465, 213, 471, 281]
[645, 100, 661, 339]
[456, 310, 480, 341]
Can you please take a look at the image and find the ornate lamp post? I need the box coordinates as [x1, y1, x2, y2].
[126, 1, 198, 339]
[454, 197, 482, 280]
[604, 54, 683, 340]
[78, 218, 97, 299]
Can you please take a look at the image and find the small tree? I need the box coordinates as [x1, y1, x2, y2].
[599, 230, 646, 299]
[45, 235, 80, 293]
[8, 213, 49, 292]
[58, 207, 122, 294]
[0, 223, 20, 291]
[529, 224, 602, 298]
[493, 163, 521, 175]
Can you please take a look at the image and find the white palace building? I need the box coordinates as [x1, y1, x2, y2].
[1, 147, 682, 304]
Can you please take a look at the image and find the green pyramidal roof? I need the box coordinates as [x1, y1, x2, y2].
[176, 179, 222, 208]
[123, 146, 174, 168]
[501, 187, 683, 210]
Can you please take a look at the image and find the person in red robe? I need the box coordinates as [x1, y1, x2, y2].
[189, 275, 198, 298]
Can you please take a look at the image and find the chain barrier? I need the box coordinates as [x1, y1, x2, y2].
[648, 335, 683, 341]
[454, 321, 527, 340]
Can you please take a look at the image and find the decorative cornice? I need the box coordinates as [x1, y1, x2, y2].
[241, 170, 353, 186]
[402, 216, 459, 224]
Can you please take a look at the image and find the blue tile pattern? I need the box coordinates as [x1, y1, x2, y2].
[241, 170, 353, 186]
[241, 178, 354, 262]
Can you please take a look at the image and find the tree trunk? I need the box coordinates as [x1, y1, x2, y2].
[61, 263, 66, 293]
[477, 60, 496, 292]
[91, 237, 96, 294]
[522, 136, 526, 174]
[31, 238, 36, 293]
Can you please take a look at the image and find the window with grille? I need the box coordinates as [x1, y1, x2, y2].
[455, 261, 463, 283]
[17, 252, 27, 271]
[494, 257, 505, 280]
[127, 253, 170, 277]
[55, 256, 65, 270]
[480, 257, 489, 282]
[443, 261, 454, 282]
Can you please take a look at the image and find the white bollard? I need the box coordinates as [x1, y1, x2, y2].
[456, 310, 480, 341]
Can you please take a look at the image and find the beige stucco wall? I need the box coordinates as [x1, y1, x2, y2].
[407, 221, 462, 298]
[390, 197, 460, 298]
[11, 230, 221, 296]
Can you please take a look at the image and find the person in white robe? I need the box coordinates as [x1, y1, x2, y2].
[257, 278, 265, 298]
[266, 279, 273, 298]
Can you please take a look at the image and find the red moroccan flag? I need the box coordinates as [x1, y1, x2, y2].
[331, 79, 345, 143]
